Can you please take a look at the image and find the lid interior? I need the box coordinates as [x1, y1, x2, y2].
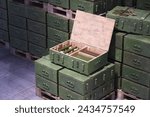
[71, 10, 115, 51]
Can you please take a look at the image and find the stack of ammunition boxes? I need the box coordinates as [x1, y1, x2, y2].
[3, 0, 120, 58]
[0, 0, 9, 43]
[35, 11, 116, 100]
[136, 0, 150, 10]
[107, 6, 150, 99]
[8, 0, 48, 57]
[27, 0, 48, 57]
[8, 0, 28, 52]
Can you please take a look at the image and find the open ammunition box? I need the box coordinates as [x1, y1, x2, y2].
[50, 10, 115, 75]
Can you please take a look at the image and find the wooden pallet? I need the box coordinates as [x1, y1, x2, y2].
[0, 40, 9, 49]
[36, 87, 60, 100]
[29, 54, 40, 61]
[101, 91, 116, 100]
[117, 89, 142, 100]
[10, 47, 31, 59]
[47, 4, 71, 18]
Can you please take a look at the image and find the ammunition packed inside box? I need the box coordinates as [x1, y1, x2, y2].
[50, 10, 115, 75]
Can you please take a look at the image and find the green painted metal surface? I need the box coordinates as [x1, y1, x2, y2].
[122, 78, 150, 99]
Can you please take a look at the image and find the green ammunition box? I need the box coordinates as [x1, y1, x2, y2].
[0, 0, 7, 9]
[36, 75, 58, 96]
[70, 0, 107, 14]
[122, 65, 150, 87]
[10, 37, 28, 52]
[47, 39, 60, 48]
[35, 55, 63, 83]
[28, 19, 46, 35]
[59, 85, 91, 100]
[108, 48, 123, 62]
[48, 0, 69, 9]
[0, 29, 8, 42]
[9, 14, 27, 29]
[124, 34, 150, 58]
[28, 31, 46, 48]
[123, 51, 150, 73]
[29, 43, 48, 57]
[48, 27, 70, 42]
[136, 0, 150, 10]
[106, 6, 150, 35]
[0, 8, 7, 20]
[59, 68, 93, 95]
[8, 2, 27, 17]
[59, 63, 115, 95]
[27, 6, 46, 23]
[50, 11, 115, 75]
[0, 19, 8, 31]
[69, 19, 74, 33]
[47, 13, 69, 32]
[122, 78, 150, 99]
[9, 26, 27, 41]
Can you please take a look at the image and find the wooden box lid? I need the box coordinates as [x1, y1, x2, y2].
[71, 10, 115, 51]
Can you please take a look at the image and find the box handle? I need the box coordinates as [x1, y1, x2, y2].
[130, 73, 139, 81]
[130, 87, 139, 95]
[51, 52, 54, 61]
[54, 21, 60, 27]
[77, 4, 85, 11]
[42, 70, 49, 77]
[115, 18, 119, 27]
[54, 34, 61, 40]
[121, 20, 124, 29]
[81, 63, 85, 72]
[55, 0, 61, 4]
[103, 74, 106, 81]
[66, 81, 74, 88]
[146, 25, 150, 33]
[61, 56, 64, 64]
[42, 83, 49, 90]
[67, 95, 73, 100]
[85, 83, 89, 91]
[133, 23, 137, 31]
[133, 44, 142, 52]
[111, 70, 114, 77]
[71, 60, 74, 68]
[94, 78, 98, 86]
[95, 5, 98, 12]
[132, 59, 141, 66]
[102, 88, 105, 93]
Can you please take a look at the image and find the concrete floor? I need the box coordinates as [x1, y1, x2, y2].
[0, 47, 42, 100]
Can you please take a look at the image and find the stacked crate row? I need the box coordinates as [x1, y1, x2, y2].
[107, 6, 150, 99]
[35, 55, 116, 100]
[0, 0, 9, 43]
[8, 0, 48, 57]
[35, 9, 116, 100]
